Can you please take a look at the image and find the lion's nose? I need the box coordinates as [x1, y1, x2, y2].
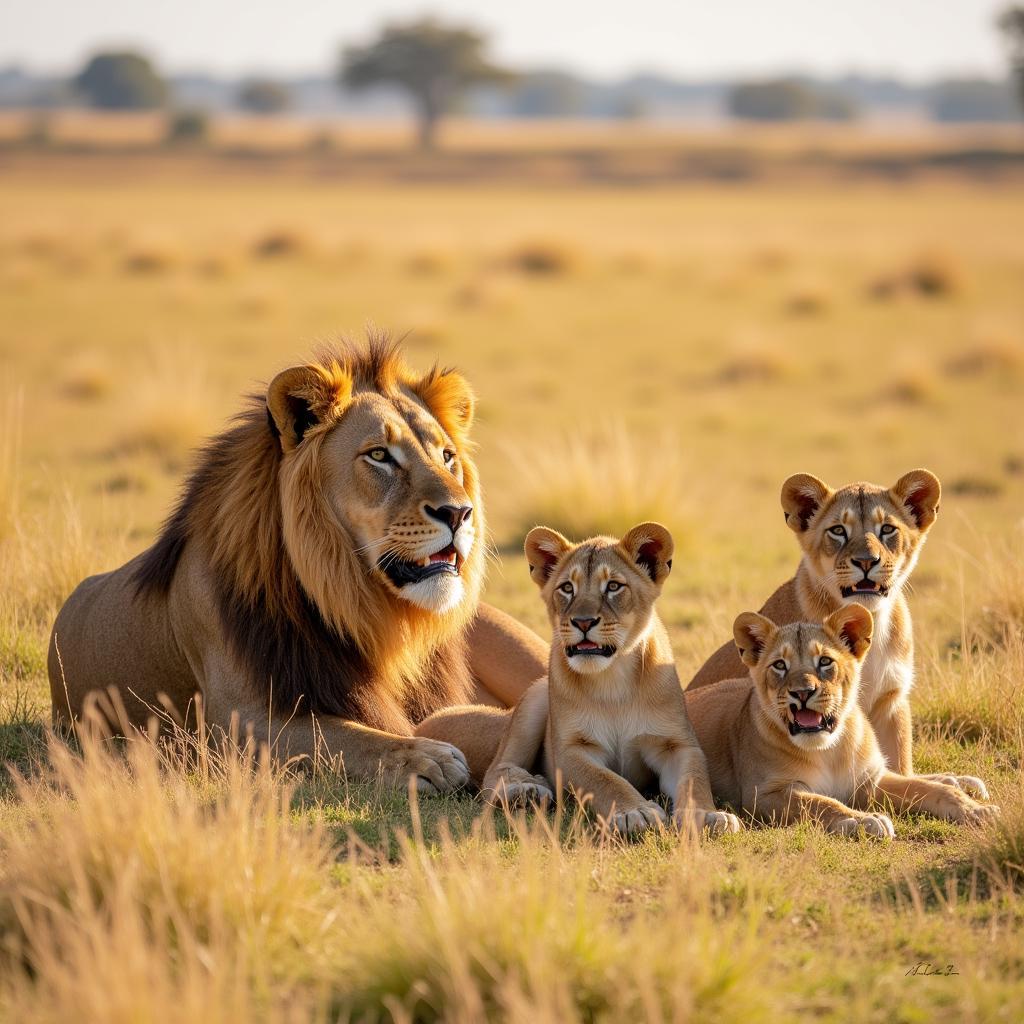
[853, 555, 880, 573]
[425, 503, 473, 533]
[571, 616, 599, 634]
[788, 686, 816, 704]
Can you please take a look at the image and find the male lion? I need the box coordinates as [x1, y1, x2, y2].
[48, 336, 547, 792]
[686, 469, 988, 799]
[685, 605, 998, 836]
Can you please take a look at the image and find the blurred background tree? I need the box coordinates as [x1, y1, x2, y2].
[999, 5, 1024, 111]
[339, 18, 512, 149]
[728, 78, 858, 121]
[238, 78, 291, 115]
[74, 51, 167, 110]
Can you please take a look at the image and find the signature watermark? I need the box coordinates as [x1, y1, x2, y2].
[905, 962, 960, 977]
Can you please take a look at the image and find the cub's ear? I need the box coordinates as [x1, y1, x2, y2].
[733, 612, 778, 669]
[267, 365, 353, 452]
[781, 473, 833, 533]
[620, 522, 674, 586]
[890, 469, 940, 531]
[414, 368, 475, 439]
[524, 527, 572, 588]
[824, 603, 873, 660]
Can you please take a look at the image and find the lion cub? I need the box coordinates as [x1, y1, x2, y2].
[685, 604, 999, 837]
[484, 522, 741, 837]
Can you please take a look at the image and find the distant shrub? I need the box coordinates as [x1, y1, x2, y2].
[728, 79, 858, 121]
[164, 109, 210, 146]
[252, 228, 308, 259]
[945, 333, 1023, 377]
[74, 51, 167, 110]
[867, 250, 964, 301]
[237, 78, 291, 114]
[927, 78, 1018, 123]
[507, 238, 580, 275]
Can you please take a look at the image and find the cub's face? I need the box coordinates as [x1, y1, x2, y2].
[781, 469, 940, 610]
[524, 522, 673, 676]
[734, 605, 873, 751]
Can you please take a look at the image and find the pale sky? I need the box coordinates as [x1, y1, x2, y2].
[2, 0, 1012, 80]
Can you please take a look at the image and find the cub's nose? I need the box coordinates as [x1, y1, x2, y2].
[424, 504, 473, 532]
[853, 555, 880, 573]
[571, 616, 599, 633]
[788, 686, 817, 704]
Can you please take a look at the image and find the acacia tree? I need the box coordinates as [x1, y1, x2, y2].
[339, 18, 511, 149]
[999, 6, 1024, 113]
[74, 52, 167, 110]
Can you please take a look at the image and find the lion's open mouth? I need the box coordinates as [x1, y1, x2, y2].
[379, 543, 462, 588]
[840, 579, 888, 599]
[566, 640, 616, 658]
[788, 708, 837, 736]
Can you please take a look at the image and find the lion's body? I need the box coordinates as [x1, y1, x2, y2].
[684, 609, 997, 836]
[48, 338, 547, 789]
[476, 524, 740, 836]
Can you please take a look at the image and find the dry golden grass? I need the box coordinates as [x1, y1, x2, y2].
[1, 156, 1023, 1019]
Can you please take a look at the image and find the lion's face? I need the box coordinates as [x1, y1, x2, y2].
[320, 391, 478, 613]
[780, 469, 941, 611]
[524, 523, 673, 677]
[734, 605, 873, 751]
[268, 355, 483, 622]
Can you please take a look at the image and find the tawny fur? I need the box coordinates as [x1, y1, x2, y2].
[48, 334, 547, 790]
[684, 606, 998, 836]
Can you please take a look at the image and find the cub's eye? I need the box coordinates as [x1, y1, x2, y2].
[558, 582, 574, 596]
[771, 659, 787, 673]
[443, 449, 456, 466]
[818, 656, 834, 669]
[827, 525, 847, 539]
[606, 581, 623, 593]
[880, 524, 897, 537]
[366, 447, 393, 464]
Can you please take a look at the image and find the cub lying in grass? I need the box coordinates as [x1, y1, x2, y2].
[685, 604, 999, 837]
[483, 522, 741, 837]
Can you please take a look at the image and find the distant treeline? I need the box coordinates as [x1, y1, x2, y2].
[0, 63, 1018, 123]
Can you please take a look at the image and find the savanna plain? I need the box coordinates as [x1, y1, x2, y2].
[1, 140, 1024, 1022]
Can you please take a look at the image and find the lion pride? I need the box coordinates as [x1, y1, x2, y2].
[48, 336, 547, 792]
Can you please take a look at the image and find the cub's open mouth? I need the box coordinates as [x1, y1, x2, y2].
[840, 580, 889, 599]
[379, 543, 462, 588]
[566, 640, 616, 658]
[788, 708, 837, 736]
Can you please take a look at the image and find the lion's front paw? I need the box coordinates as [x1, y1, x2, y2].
[606, 802, 667, 836]
[380, 738, 470, 794]
[956, 802, 1000, 826]
[484, 766, 554, 808]
[918, 772, 990, 801]
[703, 810, 743, 837]
[830, 813, 895, 839]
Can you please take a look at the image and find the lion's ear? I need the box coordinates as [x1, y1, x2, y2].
[824, 603, 873, 660]
[267, 365, 353, 452]
[781, 473, 833, 533]
[890, 469, 941, 531]
[414, 369, 475, 438]
[733, 612, 777, 669]
[524, 527, 572, 588]
[620, 522, 674, 586]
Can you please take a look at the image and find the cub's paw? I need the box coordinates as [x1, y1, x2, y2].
[484, 767, 554, 809]
[831, 813, 895, 839]
[672, 808, 742, 837]
[380, 738, 470, 794]
[703, 810, 743, 837]
[919, 773, 990, 801]
[955, 802, 1000, 826]
[607, 802, 667, 836]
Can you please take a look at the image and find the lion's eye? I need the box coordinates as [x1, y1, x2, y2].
[366, 447, 393, 464]
[443, 449, 456, 466]
[606, 581, 623, 593]
[772, 659, 787, 673]
[818, 656, 834, 669]
[827, 525, 847, 539]
[880, 524, 897, 537]
[558, 582, 574, 596]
